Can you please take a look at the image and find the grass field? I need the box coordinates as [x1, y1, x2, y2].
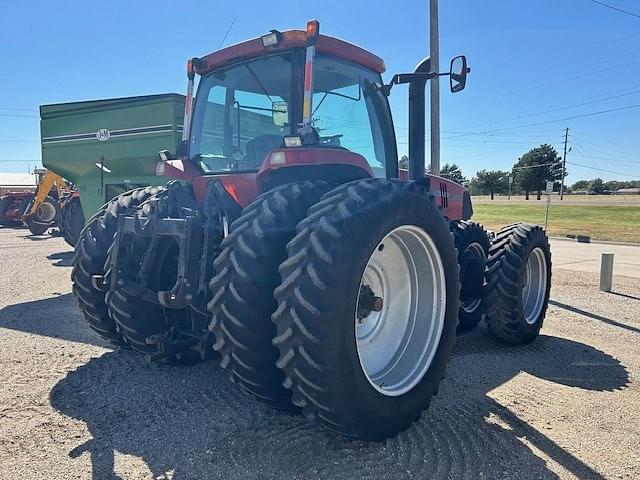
[472, 197, 640, 243]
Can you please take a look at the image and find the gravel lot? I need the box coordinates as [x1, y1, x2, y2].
[0, 227, 639, 479]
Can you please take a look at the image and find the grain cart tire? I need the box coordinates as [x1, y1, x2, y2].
[106, 184, 202, 363]
[61, 196, 85, 247]
[71, 186, 164, 342]
[208, 180, 331, 411]
[26, 195, 60, 235]
[451, 220, 490, 333]
[272, 179, 460, 440]
[484, 223, 552, 344]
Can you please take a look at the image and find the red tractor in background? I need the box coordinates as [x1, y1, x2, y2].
[72, 20, 552, 440]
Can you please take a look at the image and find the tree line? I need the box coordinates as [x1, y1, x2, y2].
[401, 144, 568, 200]
[399, 144, 638, 198]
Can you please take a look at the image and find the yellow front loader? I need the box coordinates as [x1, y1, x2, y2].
[22, 169, 72, 235]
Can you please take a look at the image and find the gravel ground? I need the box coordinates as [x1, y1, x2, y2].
[0, 227, 639, 479]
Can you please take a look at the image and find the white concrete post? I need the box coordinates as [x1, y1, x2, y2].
[599, 253, 614, 292]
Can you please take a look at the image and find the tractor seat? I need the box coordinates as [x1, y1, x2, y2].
[242, 134, 284, 168]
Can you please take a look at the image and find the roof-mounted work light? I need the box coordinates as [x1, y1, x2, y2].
[261, 30, 282, 47]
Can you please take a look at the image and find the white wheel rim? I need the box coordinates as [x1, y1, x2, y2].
[522, 247, 547, 324]
[36, 202, 57, 223]
[460, 242, 486, 313]
[355, 225, 447, 397]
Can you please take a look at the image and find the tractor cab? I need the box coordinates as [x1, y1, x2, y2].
[161, 20, 470, 214]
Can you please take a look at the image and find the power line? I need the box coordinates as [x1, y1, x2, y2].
[0, 106, 37, 113]
[453, 88, 640, 131]
[444, 104, 640, 139]
[566, 159, 640, 178]
[498, 59, 640, 97]
[591, 0, 640, 19]
[0, 112, 38, 118]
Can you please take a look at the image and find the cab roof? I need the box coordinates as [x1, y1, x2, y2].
[195, 29, 385, 76]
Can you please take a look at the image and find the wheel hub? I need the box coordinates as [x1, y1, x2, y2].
[36, 202, 57, 224]
[355, 225, 446, 397]
[522, 247, 548, 324]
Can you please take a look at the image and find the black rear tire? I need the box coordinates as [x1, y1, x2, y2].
[272, 179, 460, 440]
[61, 196, 85, 247]
[484, 223, 552, 344]
[451, 220, 490, 333]
[71, 186, 164, 342]
[26, 195, 60, 235]
[208, 181, 331, 410]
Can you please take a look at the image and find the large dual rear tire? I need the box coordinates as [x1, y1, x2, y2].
[71, 187, 164, 342]
[451, 220, 490, 333]
[484, 223, 552, 344]
[272, 179, 460, 440]
[207, 181, 331, 410]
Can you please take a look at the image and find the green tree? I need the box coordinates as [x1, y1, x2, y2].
[589, 178, 605, 194]
[439, 163, 467, 184]
[571, 179, 590, 191]
[469, 169, 509, 199]
[513, 144, 564, 200]
[399, 155, 409, 170]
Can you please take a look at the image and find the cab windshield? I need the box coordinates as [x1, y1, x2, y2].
[189, 51, 393, 176]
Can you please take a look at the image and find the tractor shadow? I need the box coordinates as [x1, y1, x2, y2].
[0, 293, 111, 348]
[49, 327, 628, 479]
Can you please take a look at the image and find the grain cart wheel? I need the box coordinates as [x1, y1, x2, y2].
[484, 223, 552, 344]
[272, 179, 460, 440]
[451, 220, 490, 333]
[26, 195, 59, 235]
[208, 181, 331, 411]
[106, 185, 198, 361]
[61, 196, 85, 247]
[71, 186, 164, 342]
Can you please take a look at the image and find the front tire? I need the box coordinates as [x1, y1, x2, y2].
[272, 179, 459, 440]
[484, 223, 552, 344]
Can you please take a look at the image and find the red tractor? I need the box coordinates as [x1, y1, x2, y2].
[72, 21, 551, 440]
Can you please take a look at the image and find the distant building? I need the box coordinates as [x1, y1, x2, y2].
[615, 188, 640, 195]
[0, 172, 37, 196]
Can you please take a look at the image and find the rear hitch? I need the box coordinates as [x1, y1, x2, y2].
[143, 332, 199, 364]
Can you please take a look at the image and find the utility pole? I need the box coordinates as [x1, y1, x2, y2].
[429, 0, 440, 175]
[560, 127, 569, 200]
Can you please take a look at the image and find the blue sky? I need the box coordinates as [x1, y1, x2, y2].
[1, 0, 639, 183]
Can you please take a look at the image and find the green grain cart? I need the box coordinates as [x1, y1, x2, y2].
[40, 94, 185, 244]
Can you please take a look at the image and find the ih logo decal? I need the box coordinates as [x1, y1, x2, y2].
[96, 128, 110, 142]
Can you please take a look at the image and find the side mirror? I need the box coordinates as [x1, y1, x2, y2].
[272, 101, 288, 127]
[450, 55, 470, 93]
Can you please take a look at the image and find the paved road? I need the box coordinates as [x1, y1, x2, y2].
[550, 238, 640, 279]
